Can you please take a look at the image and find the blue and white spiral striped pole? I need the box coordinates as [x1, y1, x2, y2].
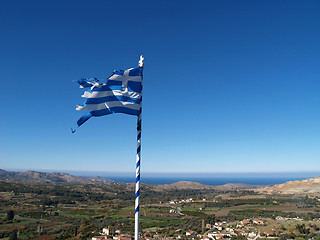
[135, 56, 144, 240]
[135, 114, 141, 240]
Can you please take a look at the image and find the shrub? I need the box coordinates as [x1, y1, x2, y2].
[7, 210, 14, 221]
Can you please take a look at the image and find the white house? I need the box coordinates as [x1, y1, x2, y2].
[186, 231, 197, 236]
[102, 227, 110, 235]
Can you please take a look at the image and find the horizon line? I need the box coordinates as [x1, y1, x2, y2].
[3, 168, 320, 177]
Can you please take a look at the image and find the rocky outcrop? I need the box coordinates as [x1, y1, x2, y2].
[254, 177, 320, 194]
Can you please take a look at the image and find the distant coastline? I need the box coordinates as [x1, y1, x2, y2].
[104, 176, 311, 186]
[78, 171, 320, 186]
[4, 169, 320, 186]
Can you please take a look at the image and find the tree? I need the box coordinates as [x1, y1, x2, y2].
[206, 214, 215, 224]
[9, 230, 18, 240]
[7, 210, 14, 221]
[295, 223, 309, 234]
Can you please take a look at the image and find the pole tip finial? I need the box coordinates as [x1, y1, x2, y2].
[139, 55, 144, 67]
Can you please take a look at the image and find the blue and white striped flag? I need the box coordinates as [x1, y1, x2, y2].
[74, 66, 143, 130]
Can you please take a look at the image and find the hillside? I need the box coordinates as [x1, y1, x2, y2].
[124, 181, 256, 193]
[0, 169, 116, 185]
[254, 176, 320, 195]
[152, 181, 215, 191]
[0, 170, 258, 191]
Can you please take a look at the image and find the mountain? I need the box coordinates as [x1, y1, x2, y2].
[0, 169, 258, 190]
[0, 169, 116, 185]
[1, 170, 224, 190]
[254, 177, 320, 195]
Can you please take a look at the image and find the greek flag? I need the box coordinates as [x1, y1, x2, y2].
[74, 66, 143, 130]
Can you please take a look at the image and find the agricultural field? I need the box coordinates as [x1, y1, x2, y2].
[0, 181, 213, 239]
[1, 180, 320, 239]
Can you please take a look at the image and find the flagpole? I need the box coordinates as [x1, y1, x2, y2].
[135, 56, 144, 240]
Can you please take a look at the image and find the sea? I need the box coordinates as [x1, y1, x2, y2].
[13, 169, 319, 186]
[74, 172, 320, 186]
[104, 176, 310, 186]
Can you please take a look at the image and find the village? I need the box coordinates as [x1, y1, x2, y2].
[91, 216, 320, 240]
[2, 172, 320, 239]
[91, 198, 320, 240]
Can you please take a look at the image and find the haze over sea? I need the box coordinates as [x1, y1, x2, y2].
[68, 171, 320, 186]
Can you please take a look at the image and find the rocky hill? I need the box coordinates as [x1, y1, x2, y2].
[254, 176, 320, 195]
[0, 169, 261, 191]
[0, 169, 116, 185]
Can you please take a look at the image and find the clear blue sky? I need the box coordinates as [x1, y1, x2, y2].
[1, 0, 319, 175]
